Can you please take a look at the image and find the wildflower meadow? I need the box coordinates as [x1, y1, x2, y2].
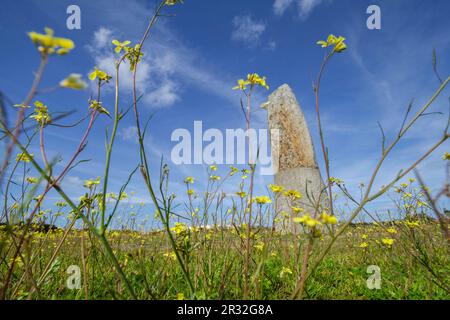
[0, 0, 449, 302]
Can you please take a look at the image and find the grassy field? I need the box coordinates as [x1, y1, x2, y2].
[1, 0, 449, 301]
[1, 215, 449, 300]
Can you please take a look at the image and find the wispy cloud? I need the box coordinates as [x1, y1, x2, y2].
[273, 0, 295, 16]
[87, 21, 245, 109]
[87, 27, 179, 108]
[273, 0, 327, 19]
[231, 15, 267, 47]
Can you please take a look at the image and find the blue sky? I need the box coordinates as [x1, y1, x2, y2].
[1, 0, 449, 227]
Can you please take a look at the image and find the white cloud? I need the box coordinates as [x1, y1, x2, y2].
[146, 79, 180, 106]
[273, 0, 326, 19]
[267, 41, 277, 51]
[87, 23, 243, 108]
[231, 15, 266, 47]
[93, 27, 113, 48]
[120, 125, 138, 141]
[273, 0, 294, 16]
[298, 0, 324, 19]
[88, 27, 180, 108]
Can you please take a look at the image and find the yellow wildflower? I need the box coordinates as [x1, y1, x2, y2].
[184, 176, 194, 184]
[16, 152, 34, 163]
[112, 39, 131, 54]
[387, 228, 397, 234]
[89, 67, 111, 83]
[279, 267, 293, 278]
[60, 74, 87, 90]
[233, 73, 269, 91]
[28, 27, 74, 55]
[171, 222, 187, 235]
[329, 177, 344, 185]
[269, 184, 284, 193]
[283, 189, 302, 200]
[31, 101, 51, 125]
[233, 79, 250, 91]
[317, 34, 347, 53]
[291, 206, 304, 214]
[88, 99, 110, 116]
[166, 0, 183, 6]
[83, 177, 100, 189]
[163, 251, 177, 261]
[26, 176, 38, 184]
[236, 191, 247, 199]
[405, 220, 420, 228]
[230, 166, 239, 175]
[247, 73, 269, 90]
[359, 242, 369, 248]
[402, 192, 412, 199]
[293, 214, 321, 228]
[254, 196, 272, 205]
[381, 238, 395, 247]
[176, 293, 185, 300]
[320, 211, 338, 225]
[254, 242, 265, 252]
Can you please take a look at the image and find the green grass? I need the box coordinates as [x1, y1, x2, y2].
[1, 220, 448, 300]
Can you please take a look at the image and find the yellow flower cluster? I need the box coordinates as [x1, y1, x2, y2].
[254, 196, 272, 205]
[230, 166, 239, 175]
[16, 152, 34, 163]
[329, 177, 344, 185]
[443, 152, 450, 160]
[171, 222, 188, 235]
[28, 27, 74, 55]
[112, 40, 131, 53]
[165, 0, 183, 6]
[84, 177, 100, 189]
[293, 214, 321, 228]
[279, 267, 293, 278]
[236, 191, 247, 199]
[293, 211, 337, 228]
[89, 67, 112, 83]
[111, 40, 144, 71]
[381, 238, 395, 247]
[283, 189, 302, 200]
[359, 242, 369, 248]
[269, 184, 284, 193]
[60, 74, 87, 90]
[26, 177, 38, 184]
[291, 206, 304, 214]
[320, 211, 338, 225]
[89, 99, 110, 116]
[184, 176, 194, 184]
[31, 101, 51, 125]
[317, 34, 347, 53]
[163, 251, 177, 261]
[233, 73, 269, 91]
[254, 242, 265, 252]
[404, 220, 420, 228]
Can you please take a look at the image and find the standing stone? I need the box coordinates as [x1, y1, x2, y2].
[262, 84, 327, 233]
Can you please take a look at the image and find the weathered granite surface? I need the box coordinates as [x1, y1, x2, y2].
[262, 84, 327, 232]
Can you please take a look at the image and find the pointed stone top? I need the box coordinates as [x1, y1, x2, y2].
[264, 82, 318, 169]
[261, 84, 295, 110]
